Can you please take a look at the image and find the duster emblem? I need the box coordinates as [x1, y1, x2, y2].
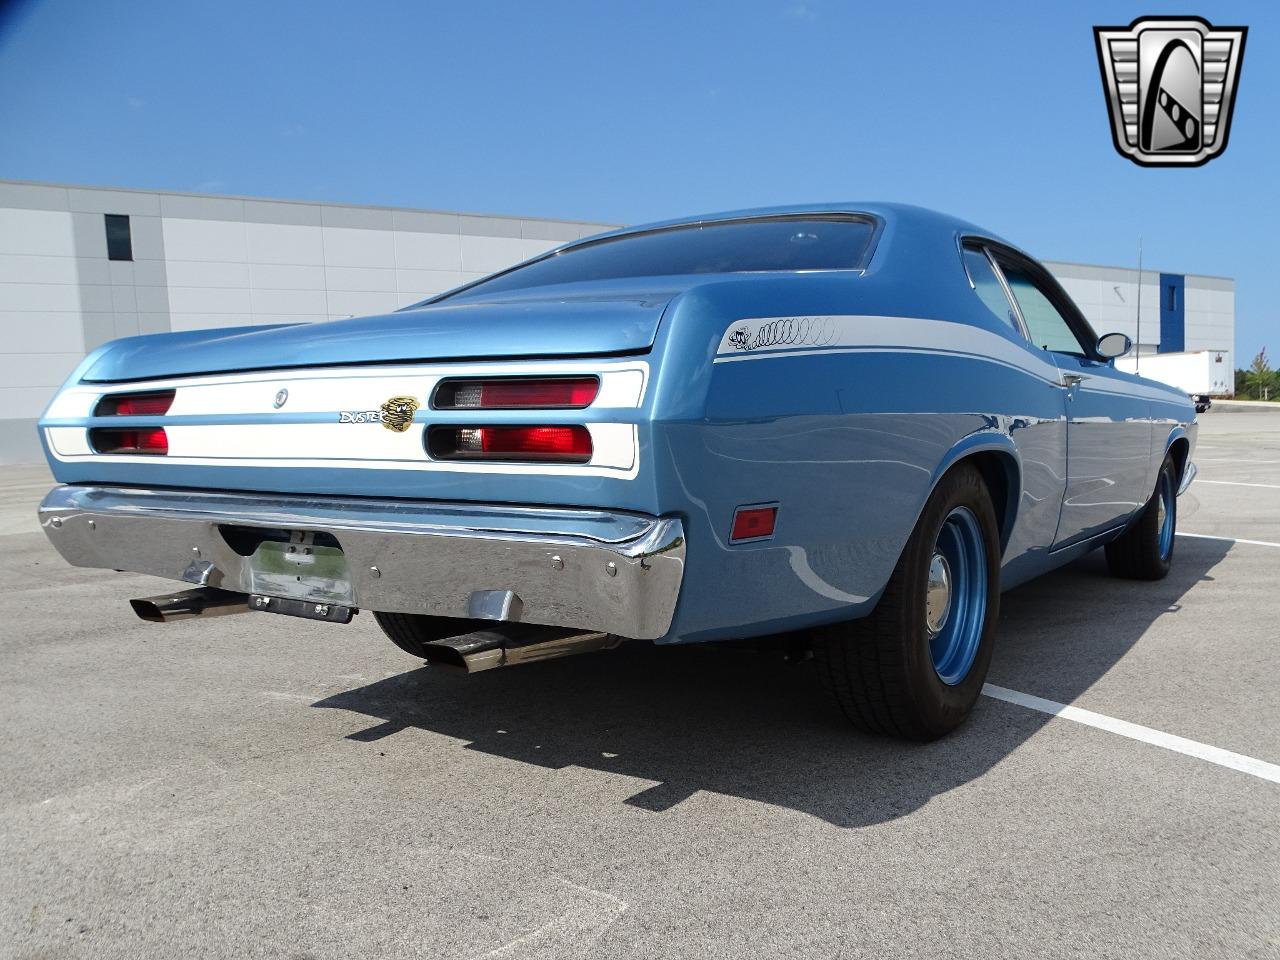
[379, 396, 420, 432]
[273, 388, 289, 408]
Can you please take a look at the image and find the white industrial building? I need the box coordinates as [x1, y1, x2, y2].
[0, 179, 1235, 462]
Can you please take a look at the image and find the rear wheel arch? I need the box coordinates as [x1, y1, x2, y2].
[1166, 434, 1190, 486]
[964, 450, 1019, 553]
[927, 443, 1021, 555]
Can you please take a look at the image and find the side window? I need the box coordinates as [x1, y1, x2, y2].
[998, 263, 1088, 356]
[962, 246, 1021, 334]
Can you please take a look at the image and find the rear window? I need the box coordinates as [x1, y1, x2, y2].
[442, 215, 876, 300]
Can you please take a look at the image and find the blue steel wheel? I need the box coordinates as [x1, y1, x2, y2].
[926, 506, 988, 685]
[813, 462, 1001, 740]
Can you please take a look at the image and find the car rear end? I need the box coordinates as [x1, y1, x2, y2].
[37, 208, 905, 665]
[37, 344, 690, 649]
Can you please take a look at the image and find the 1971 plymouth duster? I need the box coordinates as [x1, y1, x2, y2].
[36, 204, 1197, 738]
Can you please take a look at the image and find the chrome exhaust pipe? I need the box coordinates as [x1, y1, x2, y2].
[130, 587, 250, 623]
[422, 625, 621, 673]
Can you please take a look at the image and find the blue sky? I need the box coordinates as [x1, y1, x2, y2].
[0, 0, 1275, 362]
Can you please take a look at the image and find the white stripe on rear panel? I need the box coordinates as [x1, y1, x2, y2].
[47, 423, 638, 478]
[45, 359, 649, 419]
[43, 359, 646, 479]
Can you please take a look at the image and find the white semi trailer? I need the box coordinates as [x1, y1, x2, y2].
[1116, 350, 1233, 411]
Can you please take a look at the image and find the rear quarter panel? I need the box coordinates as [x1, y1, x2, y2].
[646, 275, 1070, 643]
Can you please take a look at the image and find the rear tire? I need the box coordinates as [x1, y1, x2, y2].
[373, 612, 477, 660]
[813, 463, 1002, 740]
[1105, 454, 1177, 581]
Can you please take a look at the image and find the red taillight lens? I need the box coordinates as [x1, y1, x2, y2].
[90, 428, 169, 455]
[730, 505, 777, 543]
[94, 390, 176, 417]
[428, 425, 593, 463]
[434, 377, 599, 410]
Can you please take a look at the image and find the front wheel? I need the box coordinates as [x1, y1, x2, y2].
[813, 463, 1002, 740]
[1104, 454, 1177, 581]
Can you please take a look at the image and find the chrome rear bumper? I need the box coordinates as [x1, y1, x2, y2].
[38, 485, 685, 640]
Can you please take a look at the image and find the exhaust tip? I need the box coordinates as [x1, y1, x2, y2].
[129, 598, 167, 623]
[128, 587, 249, 623]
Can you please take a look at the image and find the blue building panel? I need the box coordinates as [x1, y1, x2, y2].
[1159, 273, 1185, 353]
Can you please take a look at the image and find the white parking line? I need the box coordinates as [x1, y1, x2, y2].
[1196, 458, 1280, 464]
[983, 684, 1280, 784]
[1178, 531, 1280, 549]
[1198, 480, 1280, 490]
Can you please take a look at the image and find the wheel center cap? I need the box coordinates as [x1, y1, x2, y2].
[1157, 494, 1167, 530]
[926, 551, 952, 636]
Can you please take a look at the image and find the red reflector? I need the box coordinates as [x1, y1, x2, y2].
[95, 390, 175, 417]
[90, 428, 169, 455]
[730, 506, 777, 542]
[435, 377, 599, 409]
[429, 425, 593, 463]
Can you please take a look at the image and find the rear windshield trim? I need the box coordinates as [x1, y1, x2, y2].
[424, 212, 883, 306]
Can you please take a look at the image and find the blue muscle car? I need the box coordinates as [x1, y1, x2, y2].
[36, 204, 1197, 738]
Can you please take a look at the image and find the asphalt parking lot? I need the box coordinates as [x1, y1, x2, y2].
[3, 409, 1278, 960]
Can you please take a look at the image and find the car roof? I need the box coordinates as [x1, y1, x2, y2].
[569, 202, 1015, 251]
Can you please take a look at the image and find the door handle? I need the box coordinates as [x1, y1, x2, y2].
[1061, 373, 1090, 388]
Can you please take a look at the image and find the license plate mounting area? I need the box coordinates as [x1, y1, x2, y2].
[241, 529, 355, 606]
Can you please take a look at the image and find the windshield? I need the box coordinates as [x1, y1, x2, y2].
[440, 215, 877, 300]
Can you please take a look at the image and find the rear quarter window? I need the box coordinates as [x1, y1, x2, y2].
[962, 247, 1021, 334]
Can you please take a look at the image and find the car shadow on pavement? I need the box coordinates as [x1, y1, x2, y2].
[313, 540, 1230, 828]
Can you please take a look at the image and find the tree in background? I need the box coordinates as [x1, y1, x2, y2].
[1242, 348, 1276, 400]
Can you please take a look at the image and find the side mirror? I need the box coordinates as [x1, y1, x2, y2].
[1096, 332, 1133, 360]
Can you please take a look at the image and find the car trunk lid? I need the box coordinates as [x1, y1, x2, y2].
[81, 283, 678, 383]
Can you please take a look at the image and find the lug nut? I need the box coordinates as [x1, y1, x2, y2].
[605, 561, 618, 577]
[370, 566, 381, 578]
[551, 555, 564, 570]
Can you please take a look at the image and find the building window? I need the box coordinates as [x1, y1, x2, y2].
[104, 214, 133, 261]
[1167, 284, 1177, 311]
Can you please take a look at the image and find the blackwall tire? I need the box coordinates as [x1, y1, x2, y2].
[1105, 454, 1177, 581]
[373, 611, 477, 660]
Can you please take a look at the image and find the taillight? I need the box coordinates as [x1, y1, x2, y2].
[427, 425, 593, 463]
[433, 377, 599, 410]
[94, 390, 176, 417]
[90, 428, 169, 455]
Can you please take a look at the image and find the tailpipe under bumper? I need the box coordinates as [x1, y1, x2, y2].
[130, 587, 250, 623]
[422, 624, 622, 673]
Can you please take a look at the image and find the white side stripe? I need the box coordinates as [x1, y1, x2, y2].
[983, 684, 1280, 784]
[1177, 531, 1280, 549]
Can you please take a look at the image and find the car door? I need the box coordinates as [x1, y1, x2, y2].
[993, 255, 1153, 548]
